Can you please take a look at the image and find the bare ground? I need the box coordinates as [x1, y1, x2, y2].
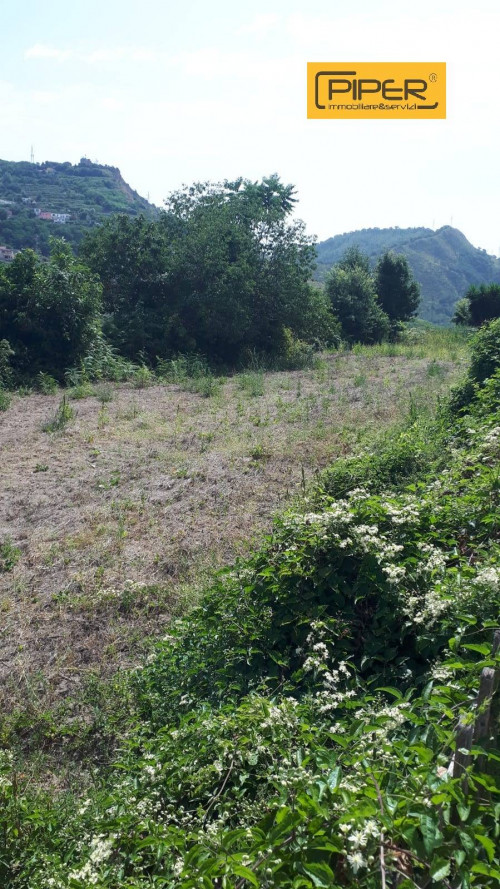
[0, 352, 465, 711]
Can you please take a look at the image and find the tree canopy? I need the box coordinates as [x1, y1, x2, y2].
[82, 175, 337, 364]
[453, 282, 500, 327]
[374, 251, 420, 322]
[0, 239, 102, 381]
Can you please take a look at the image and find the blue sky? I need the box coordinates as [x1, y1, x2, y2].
[1, 0, 499, 255]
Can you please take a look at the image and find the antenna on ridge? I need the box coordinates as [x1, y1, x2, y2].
[30, 145, 35, 163]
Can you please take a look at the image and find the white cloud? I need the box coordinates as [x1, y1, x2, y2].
[25, 44, 72, 62]
[24, 44, 161, 65]
[237, 13, 280, 37]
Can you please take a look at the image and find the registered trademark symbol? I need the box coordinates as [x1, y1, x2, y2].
[429, 73, 437, 82]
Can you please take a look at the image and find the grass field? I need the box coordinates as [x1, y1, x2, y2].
[0, 330, 469, 737]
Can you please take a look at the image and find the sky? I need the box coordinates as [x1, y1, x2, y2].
[1, 0, 499, 255]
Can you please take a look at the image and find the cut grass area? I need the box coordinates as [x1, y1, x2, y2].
[0, 334, 469, 729]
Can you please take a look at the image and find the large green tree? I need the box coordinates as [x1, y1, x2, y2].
[82, 175, 336, 364]
[374, 251, 420, 322]
[325, 263, 390, 345]
[0, 239, 102, 380]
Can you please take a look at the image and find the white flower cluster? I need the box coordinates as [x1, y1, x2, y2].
[68, 835, 114, 885]
[385, 499, 421, 525]
[474, 566, 500, 590]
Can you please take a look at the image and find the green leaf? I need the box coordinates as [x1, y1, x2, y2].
[231, 865, 259, 886]
[375, 686, 403, 700]
[461, 643, 490, 655]
[474, 833, 496, 864]
[419, 813, 441, 856]
[301, 861, 335, 887]
[326, 767, 341, 790]
[430, 858, 451, 881]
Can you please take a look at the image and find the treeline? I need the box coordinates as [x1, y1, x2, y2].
[1, 175, 423, 387]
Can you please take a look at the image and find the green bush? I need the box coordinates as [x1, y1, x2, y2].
[274, 327, 316, 370]
[0, 339, 14, 388]
[0, 240, 102, 382]
[449, 318, 500, 411]
[469, 316, 500, 383]
[0, 387, 11, 411]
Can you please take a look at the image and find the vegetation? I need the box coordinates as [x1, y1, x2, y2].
[1, 324, 499, 887]
[0, 239, 102, 381]
[0, 158, 157, 255]
[81, 175, 338, 365]
[325, 263, 389, 344]
[374, 251, 421, 323]
[453, 283, 500, 327]
[316, 225, 500, 324]
[1, 163, 499, 886]
[325, 248, 420, 344]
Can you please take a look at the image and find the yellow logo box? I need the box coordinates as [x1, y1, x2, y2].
[307, 63, 446, 119]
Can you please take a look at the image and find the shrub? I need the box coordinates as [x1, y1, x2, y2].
[449, 317, 500, 411]
[0, 339, 14, 388]
[274, 327, 316, 370]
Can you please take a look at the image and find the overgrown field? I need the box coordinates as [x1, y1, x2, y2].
[4, 325, 500, 888]
[0, 332, 467, 716]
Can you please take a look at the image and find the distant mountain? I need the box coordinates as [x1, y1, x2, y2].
[0, 158, 158, 256]
[316, 226, 500, 324]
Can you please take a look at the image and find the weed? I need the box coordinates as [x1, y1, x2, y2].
[0, 538, 21, 572]
[42, 396, 74, 433]
[133, 365, 154, 389]
[37, 372, 58, 394]
[0, 388, 11, 411]
[188, 375, 220, 398]
[238, 371, 265, 397]
[427, 359, 446, 378]
[353, 373, 367, 387]
[68, 382, 93, 400]
[249, 442, 272, 461]
[94, 382, 114, 403]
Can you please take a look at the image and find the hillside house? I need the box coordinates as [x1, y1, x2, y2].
[52, 213, 71, 223]
[0, 245, 16, 262]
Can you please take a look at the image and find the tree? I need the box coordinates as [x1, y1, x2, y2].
[82, 176, 337, 364]
[374, 251, 420, 322]
[0, 239, 102, 380]
[337, 245, 371, 274]
[453, 283, 500, 327]
[325, 263, 389, 345]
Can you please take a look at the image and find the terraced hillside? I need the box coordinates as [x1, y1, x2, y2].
[0, 158, 158, 254]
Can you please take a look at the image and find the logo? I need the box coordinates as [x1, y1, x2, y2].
[307, 63, 446, 119]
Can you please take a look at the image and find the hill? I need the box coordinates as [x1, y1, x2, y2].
[316, 225, 500, 324]
[0, 157, 158, 255]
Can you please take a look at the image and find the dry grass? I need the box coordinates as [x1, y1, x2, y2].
[0, 348, 466, 711]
